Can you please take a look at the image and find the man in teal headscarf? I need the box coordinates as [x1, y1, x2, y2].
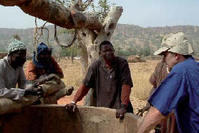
[0, 39, 42, 115]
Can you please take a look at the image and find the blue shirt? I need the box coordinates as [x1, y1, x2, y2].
[149, 57, 199, 133]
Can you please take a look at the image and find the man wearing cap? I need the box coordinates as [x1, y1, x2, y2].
[137, 32, 199, 133]
[25, 42, 73, 104]
[0, 39, 42, 115]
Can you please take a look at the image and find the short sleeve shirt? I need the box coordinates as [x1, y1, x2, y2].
[149, 57, 199, 133]
[83, 56, 133, 109]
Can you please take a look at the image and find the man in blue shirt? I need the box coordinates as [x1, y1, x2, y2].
[137, 32, 199, 133]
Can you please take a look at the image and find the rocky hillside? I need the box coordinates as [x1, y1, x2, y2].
[0, 24, 199, 56]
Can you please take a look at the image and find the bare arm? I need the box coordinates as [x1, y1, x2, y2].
[137, 106, 165, 133]
[73, 84, 90, 103]
[121, 84, 131, 105]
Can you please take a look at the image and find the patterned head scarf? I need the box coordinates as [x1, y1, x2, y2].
[7, 39, 26, 55]
[36, 42, 52, 56]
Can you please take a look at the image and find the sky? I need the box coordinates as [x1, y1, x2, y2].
[0, 0, 199, 29]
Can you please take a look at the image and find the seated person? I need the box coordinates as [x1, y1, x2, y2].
[0, 39, 42, 115]
[25, 42, 73, 104]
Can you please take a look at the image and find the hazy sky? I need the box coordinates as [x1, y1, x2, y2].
[0, 0, 199, 29]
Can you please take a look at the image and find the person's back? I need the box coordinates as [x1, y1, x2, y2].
[168, 57, 199, 132]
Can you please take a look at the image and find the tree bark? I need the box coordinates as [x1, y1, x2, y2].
[79, 6, 123, 65]
[0, 0, 102, 30]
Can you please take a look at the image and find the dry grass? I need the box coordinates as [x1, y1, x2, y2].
[54, 58, 160, 113]
[129, 60, 159, 100]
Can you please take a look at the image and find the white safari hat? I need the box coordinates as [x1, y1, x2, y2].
[154, 32, 194, 55]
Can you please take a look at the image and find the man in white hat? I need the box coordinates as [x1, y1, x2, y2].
[137, 32, 199, 133]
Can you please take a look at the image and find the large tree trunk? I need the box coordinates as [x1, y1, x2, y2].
[77, 6, 123, 68]
[0, 0, 123, 106]
[76, 6, 123, 106]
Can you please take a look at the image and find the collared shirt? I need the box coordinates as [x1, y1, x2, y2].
[0, 56, 26, 100]
[149, 57, 199, 133]
[83, 56, 133, 111]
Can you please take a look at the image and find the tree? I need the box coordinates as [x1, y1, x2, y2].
[0, 0, 123, 74]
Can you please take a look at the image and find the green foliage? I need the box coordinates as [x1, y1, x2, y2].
[139, 46, 151, 56]
[138, 47, 150, 56]
[0, 47, 6, 52]
[115, 46, 138, 57]
[60, 45, 80, 57]
[97, 0, 110, 19]
[89, 0, 113, 22]
[116, 50, 132, 57]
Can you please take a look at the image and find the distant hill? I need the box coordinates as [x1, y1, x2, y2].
[0, 24, 199, 57]
[112, 24, 199, 56]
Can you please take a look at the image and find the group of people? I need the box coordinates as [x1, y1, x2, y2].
[0, 40, 73, 114]
[0, 32, 199, 133]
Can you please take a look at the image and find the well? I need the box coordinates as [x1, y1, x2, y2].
[1, 105, 138, 133]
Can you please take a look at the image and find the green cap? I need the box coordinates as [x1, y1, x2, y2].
[8, 39, 26, 55]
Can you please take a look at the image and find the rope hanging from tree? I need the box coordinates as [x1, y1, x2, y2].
[33, 18, 49, 49]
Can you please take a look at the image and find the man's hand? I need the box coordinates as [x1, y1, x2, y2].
[136, 108, 145, 117]
[65, 101, 77, 112]
[136, 103, 150, 117]
[116, 104, 127, 120]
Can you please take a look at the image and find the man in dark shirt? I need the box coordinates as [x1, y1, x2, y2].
[66, 41, 133, 119]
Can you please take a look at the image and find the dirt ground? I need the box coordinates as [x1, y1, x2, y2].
[24, 58, 158, 114]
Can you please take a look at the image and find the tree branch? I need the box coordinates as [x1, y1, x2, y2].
[0, 0, 26, 6]
[0, 0, 102, 31]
